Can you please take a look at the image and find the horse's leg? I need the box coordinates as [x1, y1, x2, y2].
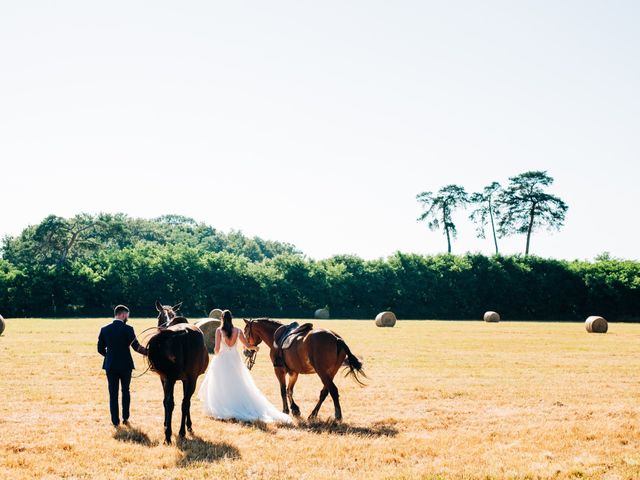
[179, 378, 196, 437]
[163, 378, 176, 444]
[309, 360, 343, 420]
[274, 367, 289, 414]
[308, 386, 328, 420]
[178, 380, 187, 438]
[325, 355, 345, 422]
[286, 372, 300, 417]
[160, 378, 167, 427]
[326, 376, 342, 422]
[307, 337, 343, 421]
[313, 365, 343, 421]
[186, 378, 196, 433]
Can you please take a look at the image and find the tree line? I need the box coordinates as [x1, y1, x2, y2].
[417, 170, 568, 255]
[0, 214, 637, 321]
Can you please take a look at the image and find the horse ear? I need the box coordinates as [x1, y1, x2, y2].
[155, 300, 163, 312]
[172, 302, 183, 311]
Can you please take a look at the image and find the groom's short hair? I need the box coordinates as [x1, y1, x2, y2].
[114, 305, 130, 316]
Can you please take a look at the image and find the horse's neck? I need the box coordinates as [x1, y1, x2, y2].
[257, 323, 276, 348]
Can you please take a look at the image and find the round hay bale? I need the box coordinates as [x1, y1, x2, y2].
[483, 311, 500, 323]
[0, 314, 4, 336]
[375, 311, 397, 327]
[208, 308, 223, 320]
[585, 315, 608, 334]
[195, 318, 221, 353]
[314, 308, 330, 320]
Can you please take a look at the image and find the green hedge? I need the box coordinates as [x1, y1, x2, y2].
[0, 248, 638, 321]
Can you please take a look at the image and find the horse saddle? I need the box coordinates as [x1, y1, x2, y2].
[273, 322, 313, 350]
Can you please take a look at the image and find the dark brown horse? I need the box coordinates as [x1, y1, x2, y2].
[243, 318, 365, 421]
[147, 301, 209, 444]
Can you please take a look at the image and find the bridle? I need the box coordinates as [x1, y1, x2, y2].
[243, 319, 257, 370]
[245, 319, 255, 345]
[157, 308, 175, 328]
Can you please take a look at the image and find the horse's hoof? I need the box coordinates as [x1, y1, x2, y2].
[164, 439, 172, 445]
[308, 413, 317, 421]
[187, 427, 194, 434]
[292, 409, 301, 417]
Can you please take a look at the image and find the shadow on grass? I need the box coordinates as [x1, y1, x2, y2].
[207, 415, 398, 438]
[113, 426, 158, 447]
[283, 418, 398, 437]
[284, 420, 398, 437]
[215, 417, 271, 432]
[176, 435, 241, 467]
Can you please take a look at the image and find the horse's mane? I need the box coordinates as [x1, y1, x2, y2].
[253, 318, 283, 329]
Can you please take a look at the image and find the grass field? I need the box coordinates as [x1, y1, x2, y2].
[1, 318, 640, 480]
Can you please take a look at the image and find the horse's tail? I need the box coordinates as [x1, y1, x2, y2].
[337, 338, 367, 386]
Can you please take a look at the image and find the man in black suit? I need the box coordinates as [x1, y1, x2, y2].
[97, 305, 148, 427]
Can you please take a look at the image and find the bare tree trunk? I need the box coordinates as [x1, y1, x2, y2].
[57, 223, 95, 266]
[442, 207, 452, 254]
[445, 225, 451, 254]
[489, 201, 499, 255]
[525, 205, 536, 256]
[59, 231, 79, 266]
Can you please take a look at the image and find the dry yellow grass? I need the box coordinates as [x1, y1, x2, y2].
[1, 318, 640, 480]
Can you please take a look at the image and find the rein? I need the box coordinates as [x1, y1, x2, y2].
[129, 316, 172, 379]
[131, 361, 152, 379]
[244, 349, 257, 370]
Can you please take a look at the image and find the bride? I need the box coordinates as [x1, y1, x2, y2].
[198, 310, 292, 423]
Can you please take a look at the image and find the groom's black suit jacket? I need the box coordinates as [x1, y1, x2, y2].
[97, 320, 137, 371]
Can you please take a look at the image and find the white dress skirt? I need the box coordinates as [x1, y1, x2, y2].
[198, 334, 292, 423]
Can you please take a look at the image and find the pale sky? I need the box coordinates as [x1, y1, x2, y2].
[1, 1, 638, 260]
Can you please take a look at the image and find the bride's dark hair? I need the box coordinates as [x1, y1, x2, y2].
[221, 309, 234, 339]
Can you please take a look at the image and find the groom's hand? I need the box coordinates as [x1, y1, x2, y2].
[132, 339, 148, 356]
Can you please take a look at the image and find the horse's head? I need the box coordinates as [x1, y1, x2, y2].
[155, 300, 182, 327]
[243, 319, 263, 348]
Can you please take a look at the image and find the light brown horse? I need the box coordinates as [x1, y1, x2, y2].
[147, 301, 209, 444]
[155, 300, 185, 326]
[243, 318, 365, 421]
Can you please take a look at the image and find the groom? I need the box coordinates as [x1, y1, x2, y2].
[97, 305, 148, 427]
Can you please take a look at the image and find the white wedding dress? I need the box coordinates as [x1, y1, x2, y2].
[198, 329, 292, 423]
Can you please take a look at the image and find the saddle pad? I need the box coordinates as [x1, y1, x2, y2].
[273, 322, 313, 350]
